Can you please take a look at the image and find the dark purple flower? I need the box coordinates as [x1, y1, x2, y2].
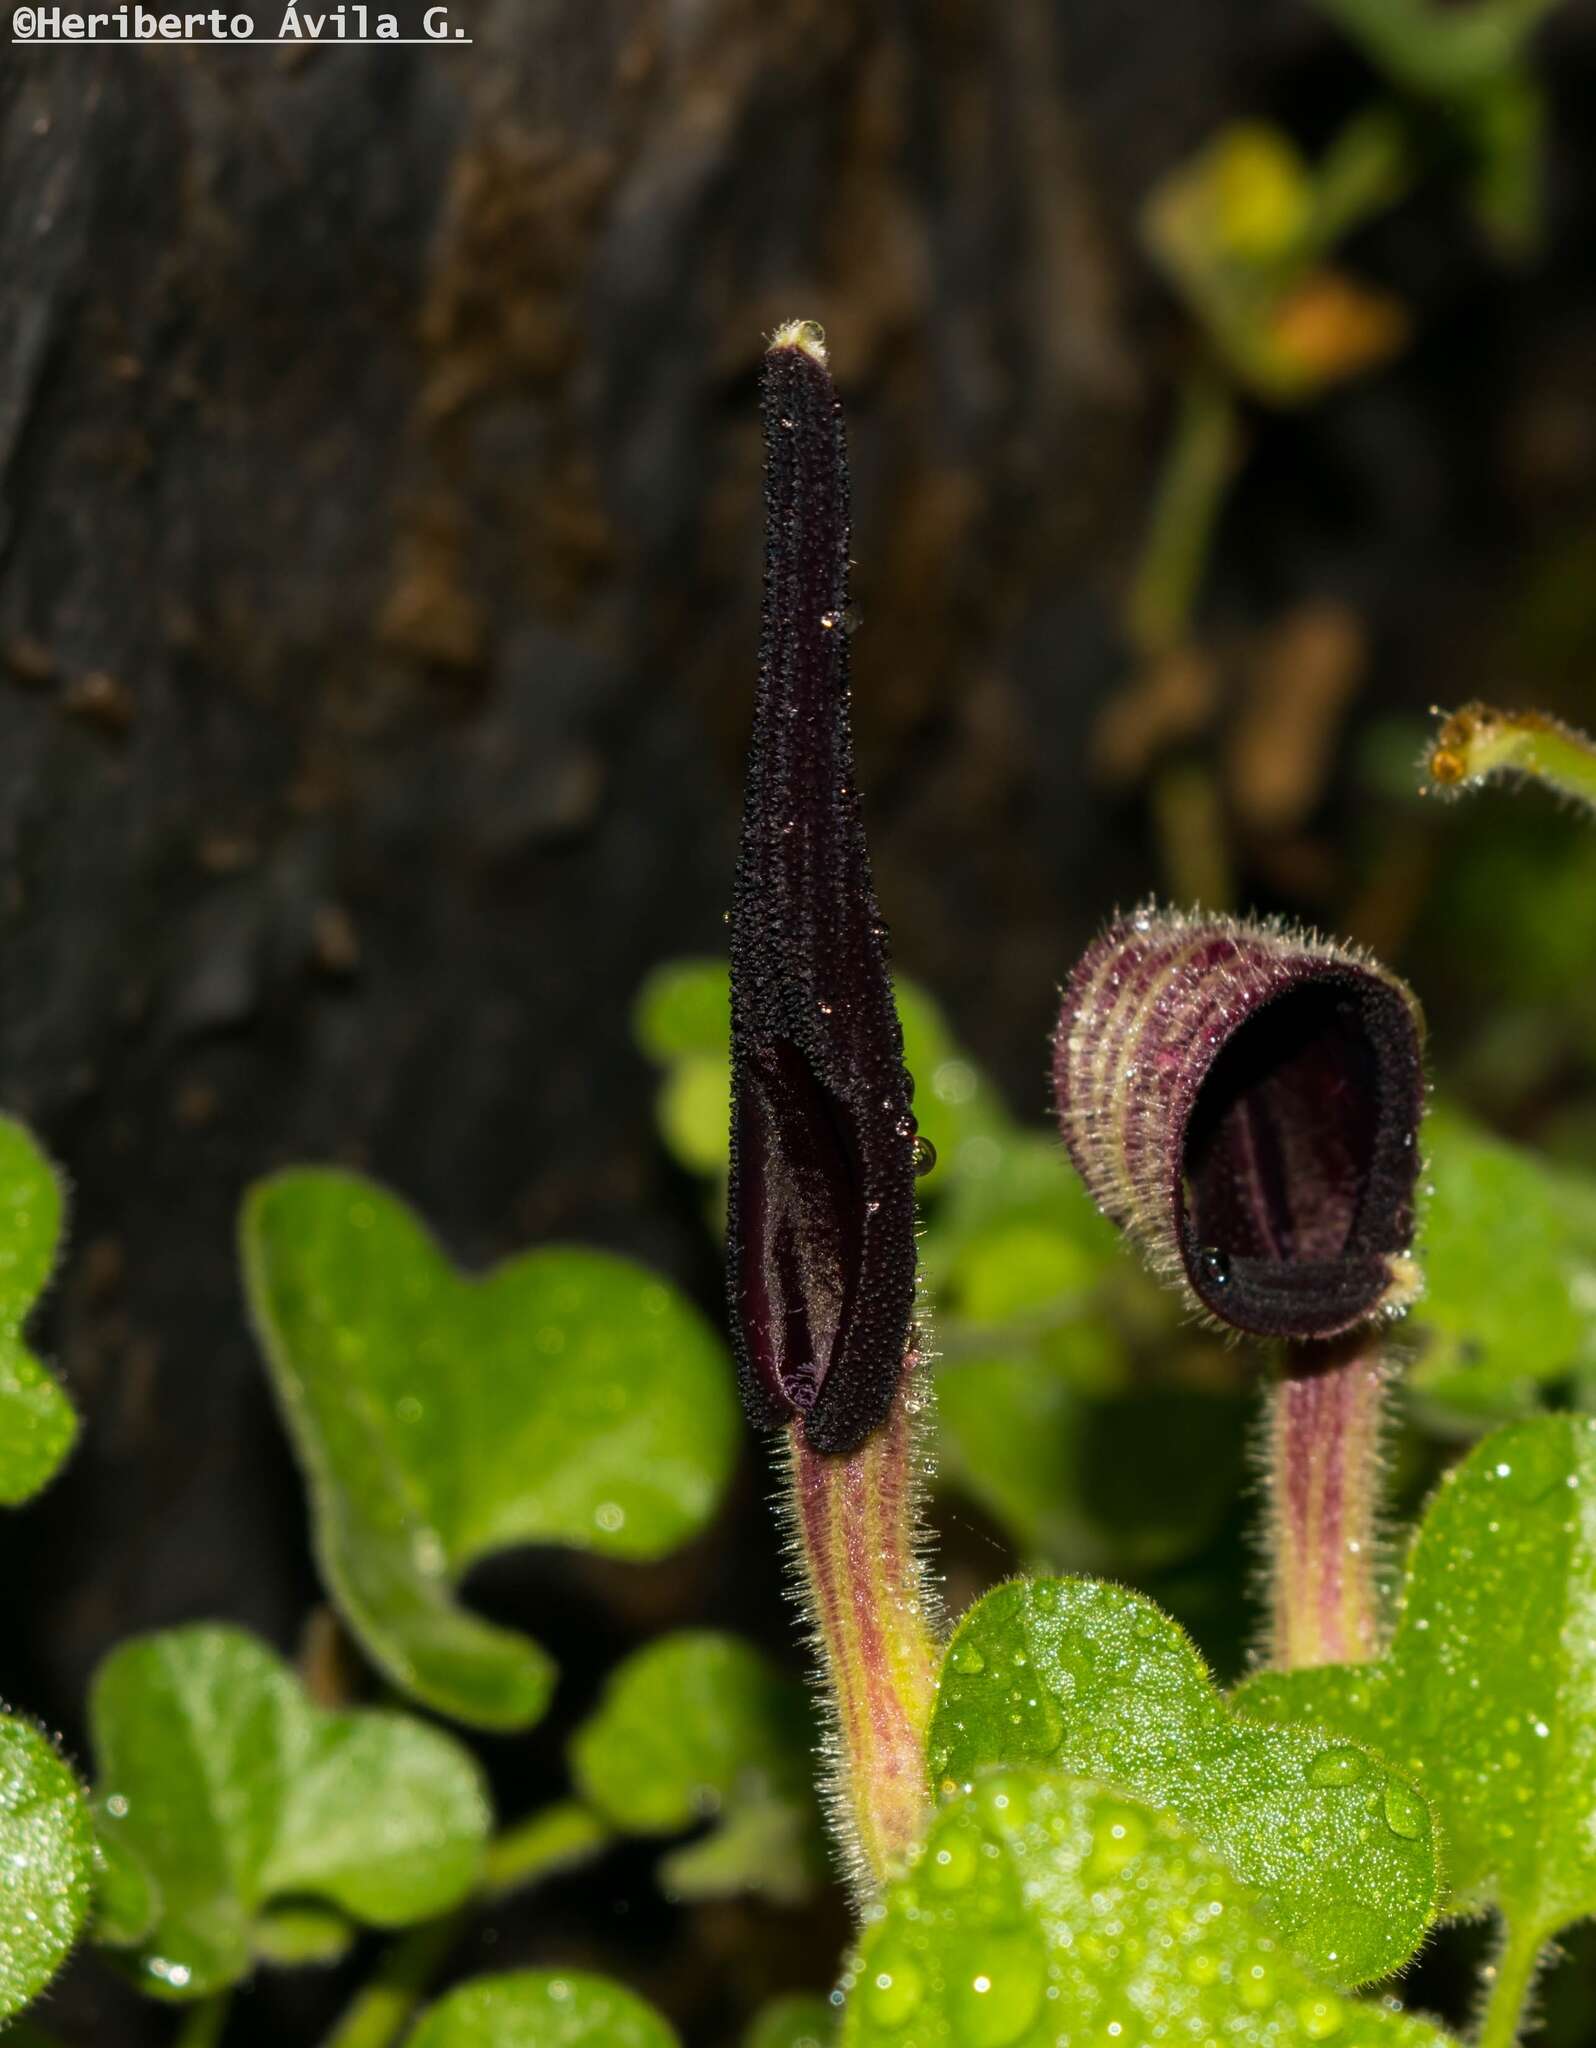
[1053, 907, 1425, 1341]
[725, 323, 920, 1456]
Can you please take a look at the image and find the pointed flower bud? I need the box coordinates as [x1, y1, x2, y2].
[1053, 907, 1425, 1341]
[726, 323, 920, 1456]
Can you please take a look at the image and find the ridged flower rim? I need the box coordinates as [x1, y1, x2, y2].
[1053, 905, 1425, 1342]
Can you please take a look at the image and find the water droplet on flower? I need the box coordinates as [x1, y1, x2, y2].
[913, 1135, 937, 1177]
[1199, 1246, 1230, 1286]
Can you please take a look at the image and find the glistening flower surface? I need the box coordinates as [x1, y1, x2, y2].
[726, 326, 919, 1456]
[1053, 908, 1425, 1340]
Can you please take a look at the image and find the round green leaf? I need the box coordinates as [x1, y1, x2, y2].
[843, 1772, 1449, 2048]
[1412, 1105, 1596, 1421]
[406, 1970, 679, 2048]
[657, 1059, 731, 1178]
[0, 1714, 93, 2024]
[252, 1900, 354, 1965]
[90, 1625, 490, 1999]
[633, 959, 730, 1064]
[1237, 1416, 1596, 1955]
[241, 1170, 738, 1728]
[0, 1116, 75, 1505]
[929, 1577, 1437, 1986]
[569, 1632, 823, 1906]
[744, 1995, 835, 2048]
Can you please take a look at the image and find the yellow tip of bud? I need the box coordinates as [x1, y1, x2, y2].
[769, 319, 828, 364]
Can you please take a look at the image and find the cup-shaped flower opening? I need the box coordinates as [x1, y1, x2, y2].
[1054, 908, 1424, 1342]
[726, 331, 920, 1456]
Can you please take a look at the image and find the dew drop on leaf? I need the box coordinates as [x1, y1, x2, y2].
[1307, 1746, 1368, 1788]
[928, 1830, 980, 1892]
[1382, 1780, 1426, 1841]
[861, 1945, 923, 2029]
[949, 1933, 1046, 2048]
[1298, 1994, 1347, 2039]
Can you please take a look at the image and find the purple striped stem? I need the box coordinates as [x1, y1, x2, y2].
[784, 1351, 939, 1895]
[1267, 1338, 1388, 1668]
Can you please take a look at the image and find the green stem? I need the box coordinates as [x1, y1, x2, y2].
[481, 1799, 610, 1897]
[1126, 367, 1241, 659]
[321, 1912, 465, 2048]
[1150, 757, 1233, 912]
[1428, 702, 1596, 815]
[1314, 0, 1552, 97]
[1476, 1919, 1545, 2048]
[1311, 106, 1416, 252]
[175, 1995, 233, 2048]
[318, 1801, 612, 2048]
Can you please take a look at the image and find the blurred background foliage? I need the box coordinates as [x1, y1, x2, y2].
[8, 0, 1596, 2040]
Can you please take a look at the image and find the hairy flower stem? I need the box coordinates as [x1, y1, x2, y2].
[1266, 1337, 1388, 1669]
[784, 1353, 940, 1899]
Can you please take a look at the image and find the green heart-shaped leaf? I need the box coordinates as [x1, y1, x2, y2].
[0, 1714, 93, 2024]
[1236, 1416, 1596, 1960]
[90, 1624, 490, 1998]
[928, 1577, 1437, 1986]
[242, 1169, 738, 1728]
[569, 1632, 824, 1906]
[1410, 1107, 1596, 1424]
[843, 1772, 1449, 2047]
[0, 1115, 75, 1505]
[252, 1900, 354, 1965]
[406, 1970, 679, 2047]
[744, 1996, 836, 2048]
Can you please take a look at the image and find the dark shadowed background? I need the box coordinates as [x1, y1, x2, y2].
[6, 2, 1596, 2040]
